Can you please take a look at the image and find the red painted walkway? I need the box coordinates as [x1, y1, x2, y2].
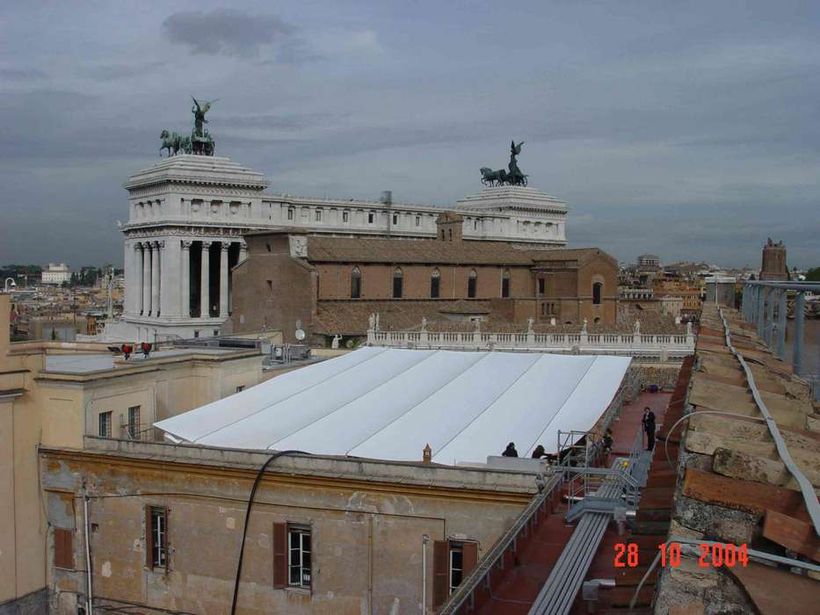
[474, 390, 674, 615]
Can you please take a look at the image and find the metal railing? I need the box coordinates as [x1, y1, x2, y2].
[438, 472, 564, 614]
[741, 281, 819, 398]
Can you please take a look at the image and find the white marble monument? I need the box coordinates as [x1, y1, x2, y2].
[103, 154, 569, 342]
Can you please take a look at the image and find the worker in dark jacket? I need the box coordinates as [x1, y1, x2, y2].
[642, 407, 656, 450]
[502, 442, 519, 457]
[531, 444, 547, 459]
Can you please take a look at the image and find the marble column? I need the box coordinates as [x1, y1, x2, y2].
[134, 242, 144, 315]
[160, 238, 180, 318]
[219, 242, 230, 318]
[151, 241, 162, 317]
[181, 241, 192, 318]
[200, 241, 211, 318]
[142, 242, 151, 316]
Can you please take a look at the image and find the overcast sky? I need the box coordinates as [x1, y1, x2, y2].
[1, 1, 818, 269]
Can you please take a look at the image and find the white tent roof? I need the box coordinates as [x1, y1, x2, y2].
[155, 348, 631, 465]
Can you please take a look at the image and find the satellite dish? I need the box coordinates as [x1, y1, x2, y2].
[294, 329, 306, 341]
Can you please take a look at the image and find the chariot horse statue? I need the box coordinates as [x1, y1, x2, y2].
[480, 140, 528, 186]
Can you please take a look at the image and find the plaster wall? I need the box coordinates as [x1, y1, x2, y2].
[41, 446, 534, 614]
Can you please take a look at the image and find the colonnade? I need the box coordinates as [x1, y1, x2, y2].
[133, 239, 247, 319]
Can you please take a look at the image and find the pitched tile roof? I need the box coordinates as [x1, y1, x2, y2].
[303, 235, 608, 266]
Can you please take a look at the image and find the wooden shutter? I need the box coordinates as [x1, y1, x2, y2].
[272, 522, 287, 589]
[145, 506, 154, 568]
[462, 541, 478, 577]
[432, 540, 449, 609]
[54, 528, 73, 569]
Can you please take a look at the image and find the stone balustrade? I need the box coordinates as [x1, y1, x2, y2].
[366, 328, 695, 360]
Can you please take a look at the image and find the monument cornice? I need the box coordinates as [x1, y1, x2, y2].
[123, 224, 257, 239]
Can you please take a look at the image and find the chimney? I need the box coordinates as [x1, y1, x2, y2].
[422, 443, 432, 464]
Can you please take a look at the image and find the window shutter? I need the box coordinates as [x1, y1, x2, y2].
[432, 540, 449, 609]
[272, 522, 287, 589]
[145, 506, 153, 568]
[462, 541, 478, 577]
[54, 528, 74, 569]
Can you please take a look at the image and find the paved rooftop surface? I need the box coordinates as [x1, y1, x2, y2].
[44, 347, 240, 374]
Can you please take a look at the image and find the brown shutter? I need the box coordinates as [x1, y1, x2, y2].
[432, 540, 449, 609]
[145, 506, 153, 568]
[54, 528, 74, 569]
[462, 541, 478, 577]
[272, 522, 287, 589]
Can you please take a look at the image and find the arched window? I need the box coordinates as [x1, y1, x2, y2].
[392, 267, 403, 298]
[501, 269, 511, 298]
[430, 268, 441, 299]
[467, 269, 477, 298]
[592, 281, 603, 305]
[350, 267, 361, 299]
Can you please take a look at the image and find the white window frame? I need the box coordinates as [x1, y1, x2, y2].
[449, 543, 464, 594]
[150, 506, 167, 569]
[98, 411, 112, 437]
[288, 526, 311, 589]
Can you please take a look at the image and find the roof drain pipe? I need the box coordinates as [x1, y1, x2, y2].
[82, 484, 94, 615]
[230, 450, 309, 615]
[422, 534, 430, 614]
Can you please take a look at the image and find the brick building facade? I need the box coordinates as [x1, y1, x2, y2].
[228, 218, 618, 343]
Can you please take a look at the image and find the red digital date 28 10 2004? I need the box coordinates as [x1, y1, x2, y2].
[613, 542, 749, 568]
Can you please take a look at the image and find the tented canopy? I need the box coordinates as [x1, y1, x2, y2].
[155, 348, 630, 465]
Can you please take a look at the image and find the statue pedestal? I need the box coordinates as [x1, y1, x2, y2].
[455, 186, 568, 247]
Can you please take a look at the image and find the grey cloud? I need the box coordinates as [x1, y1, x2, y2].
[80, 61, 167, 81]
[162, 9, 299, 59]
[0, 67, 46, 80]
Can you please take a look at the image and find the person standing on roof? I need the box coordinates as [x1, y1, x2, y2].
[642, 407, 656, 451]
[531, 444, 547, 459]
[502, 442, 518, 457]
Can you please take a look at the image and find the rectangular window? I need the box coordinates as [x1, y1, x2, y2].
[392, 213, 398, 225]
[235, 385, 245, 393]
[368, 212, 375, 224]
[433, 540, 478, 607]
[449, 544, 464, 593]
[538, 279, 545, 295]
[98, 411, 112, 438]
[54, 528, 74, 569]
[502, 278, 510, 298]
[287, 208, 294, 221]
[146, 506, 168, 569]
[288, 526, 312, 588]
[126, 406, 140, 439]
[315, 209, 322, 222]
[415, 215, 421, 227]
[467, 277, 477, 298]
[431, 277, 440, 299]
[351, 276, 361, 299]
[393, 276, 403, 299]
[342, 211, 349, 223]
[193, 330, 199, 338]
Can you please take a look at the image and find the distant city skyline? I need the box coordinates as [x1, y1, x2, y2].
[1, 1, 818, 268]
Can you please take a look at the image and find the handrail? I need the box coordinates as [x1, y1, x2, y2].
[718, 307, 820, 536]
[439, 472, 563, 614]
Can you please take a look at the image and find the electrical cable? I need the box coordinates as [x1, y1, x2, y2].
[229, 450, 308, 615]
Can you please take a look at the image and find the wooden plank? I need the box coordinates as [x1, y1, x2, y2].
[762, 510, 820, 562]
[728, 562, 820, 615]
[682, 468, 809, 521]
